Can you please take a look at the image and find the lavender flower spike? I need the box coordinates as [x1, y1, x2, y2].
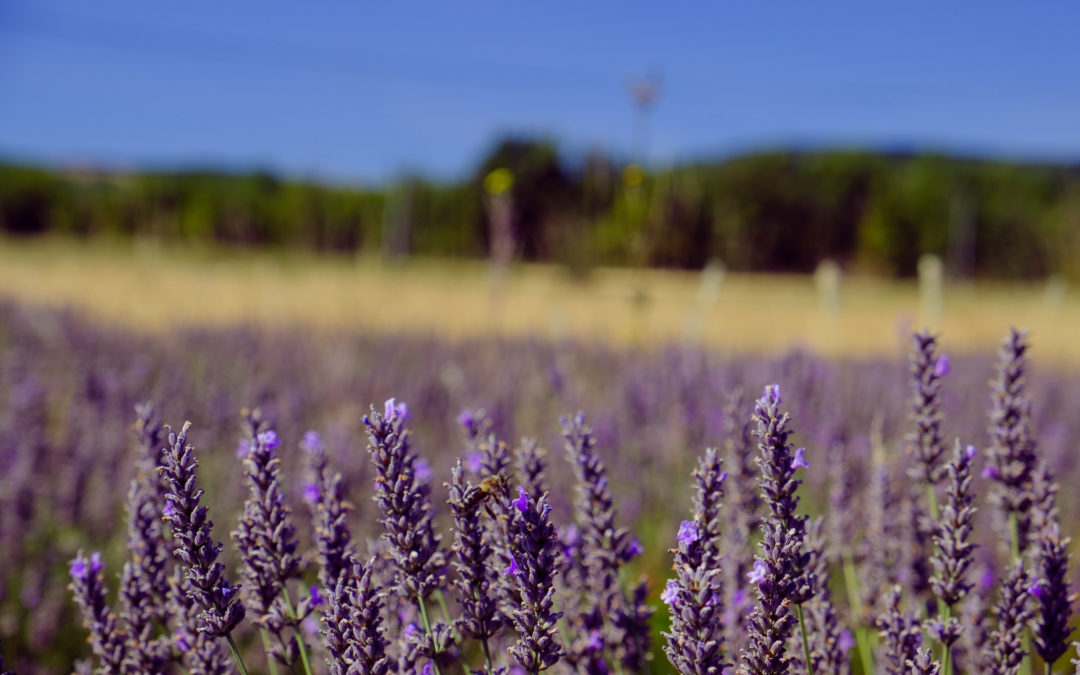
[908, 331, 948, 487]
[447, 460, 502, 649]
[507, 490, 565, 674]
[983, 562, 1034, 675]
[363, 401, 449, 672]
[323, 557, 391, 675]
[739, 385, 814, 675]
[69, 551, 128, 672]
[302, 429, 355, 592]
[986, 328, 1038, 557]
[232, 410, 309, 669]
[662, 448, 727, 675]
[1030, 462, 1074, 667]
[929, 440, 978, 649]
[159, 422, 246, 638]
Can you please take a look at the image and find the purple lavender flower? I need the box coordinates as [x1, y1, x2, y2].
[747, 560, 766, 586]
[560, 412, 652, 673]
[384, 397, 409, 420]
[791, 447, 809, 470]
[364, 401, 448, 670]
[930, 441, 978, 612]
[677, 520, 699, 545]
[804, 517, 849, 674]
[69, 550, 129, 672]
[876, 586, 922, 675]
[661, 580, 679, 606]
[739, 384, 814, 675]
[662, 447, 728, 675]
[983, 562, 1035, 674]
[159, 422, 246, 638]
[1029, 463, 1073, 667]
[934, 354, 950, 378]
[908, 331, 948, 487]
[506, 490, 565, 673]
[446, 460, 503, 649]
[905, 647, 941, 674]
[232, 410, 308, 668]
[301, 427, 355, 591]
[986, 328, 1038, 557]
[323, 557, 391, 675]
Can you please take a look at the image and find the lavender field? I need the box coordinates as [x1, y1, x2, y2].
[2, 300, 1079, 674]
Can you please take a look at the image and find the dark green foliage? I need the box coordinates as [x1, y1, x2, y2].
[4, 145, 1080, 278]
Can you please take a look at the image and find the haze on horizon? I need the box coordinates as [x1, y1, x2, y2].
[0, 1, 1077, 184]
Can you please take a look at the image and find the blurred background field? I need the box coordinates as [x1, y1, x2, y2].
[3, 236, 1080, 363]
[5, 3, 1080, 672]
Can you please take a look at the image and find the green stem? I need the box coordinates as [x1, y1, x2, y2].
[480, 635, 494, 675]
[796, 603, 815, 675]
[842, 555, 875, 675]
[941, 604, 952, 675]
[259, 630, 282, 675]
[417, 596, 444, 675]
[281, 586, 314, 675]
[226, 633, 250, 675]
[1046, 662, 1052, 675]
[927, 484, 939, 522]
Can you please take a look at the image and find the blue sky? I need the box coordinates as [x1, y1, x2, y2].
[0, 2, 1077, 184]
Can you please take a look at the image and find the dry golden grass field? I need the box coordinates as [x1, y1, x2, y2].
[3, 237, 1079, 363]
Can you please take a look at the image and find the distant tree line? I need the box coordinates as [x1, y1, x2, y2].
[3, 139, 1080, 279]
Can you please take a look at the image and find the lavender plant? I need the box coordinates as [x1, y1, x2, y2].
[159, 421, 247, 671]
[232, 410, 315, 673]
[363, 399, 452, 675]
[986, 328, 1038, 559]
[661, 448, 727, 675]
[739, 385, 814, 675]
[506, 488, 565, 674]
[561, 412, 652, 674]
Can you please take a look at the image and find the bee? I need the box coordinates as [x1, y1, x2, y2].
[460, 471, 511, 513]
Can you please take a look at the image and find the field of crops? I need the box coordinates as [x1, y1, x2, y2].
[2, 275, 1080, 673]
[5, 238, 1080, 363]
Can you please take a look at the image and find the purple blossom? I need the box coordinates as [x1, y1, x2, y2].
[839, 629, 854, 653]
[747, 559, 767, 585]
[465, 451, 484, 473]
[384, 397, 409, 420]
[257, 429, 280, 449]
[414, 458, 432, 482]
[791, 446, 809, 470]
[301, 481, 320, 504]
[982, 465, 999, 480]
[504, 553, 520, 577]
[301, 430, 321, 452]
[587, 629, 604, 651]
[763, 384, 781, 405]
[70, 557, 89, 580]
[174, 631, 191, 653]
[512, 486, 529, 513]
[966, 444, 977, 460]
[676, 520, 699, 545]
[1028, 580, 1043, 598]
[235, 439, 251, 458]
[661, 579, 679, 606]
[624, 537, 644, 558]
[934, 353, 951, 377]
[308, 585, 323, 607]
